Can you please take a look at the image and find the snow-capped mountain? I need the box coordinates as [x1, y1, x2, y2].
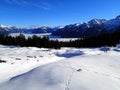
[0, 25, 55, 34]
[103, 16, 120, 31]
[52, 15, 120, 38]
[1, 15, 120, 37]
[0, 25, 25, 34]
[0, 24, 11, 34]
[0, 24, 10, 28]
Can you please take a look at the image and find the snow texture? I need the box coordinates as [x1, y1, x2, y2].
[0, 45, 120, 90]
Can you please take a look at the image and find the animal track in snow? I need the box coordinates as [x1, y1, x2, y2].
[64, 63, 82, 90]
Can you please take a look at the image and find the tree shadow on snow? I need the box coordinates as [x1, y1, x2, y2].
[113, 49, 120, 52]
[99, 47, 110, 52]
[55, 51, 84, 58]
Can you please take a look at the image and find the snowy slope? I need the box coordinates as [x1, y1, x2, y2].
[0, 45, 66, 84]
[0, 46, 120, 90]
[0, 45, 84, 84]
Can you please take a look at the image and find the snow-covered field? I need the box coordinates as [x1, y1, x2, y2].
[0, 45, 120, 90]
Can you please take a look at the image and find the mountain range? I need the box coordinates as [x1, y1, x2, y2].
[1, 15, 120, 38]
[52, 15, 120, 38]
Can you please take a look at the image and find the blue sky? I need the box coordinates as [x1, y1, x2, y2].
[0, 0, 120, 27]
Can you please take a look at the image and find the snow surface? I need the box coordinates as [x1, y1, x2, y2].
[0, 45, 67, 84]
[0, 45, 120, 90]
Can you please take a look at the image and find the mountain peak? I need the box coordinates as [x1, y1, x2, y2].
[115, 15, 120, 20]
[0, 24, 10, 28]
[89, 19, 107, 25]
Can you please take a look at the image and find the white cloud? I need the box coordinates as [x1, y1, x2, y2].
[32, 2, 52, 10]
[5, 0, 53, 10]
[6, 0, 22, 5]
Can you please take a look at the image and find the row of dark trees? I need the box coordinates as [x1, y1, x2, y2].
[0, 34, 60, 49]
[0, 30, 120, 49]
[60, 32, 120, 48]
